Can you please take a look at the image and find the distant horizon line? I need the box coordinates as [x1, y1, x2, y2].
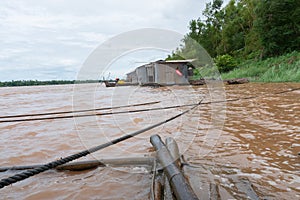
[0, 79, 129, 87]
[0, 78, 126, 82]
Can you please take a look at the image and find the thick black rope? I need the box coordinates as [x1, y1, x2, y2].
[0, 100, 202, 189]
[0, 86, 298, 187]
[1, 87, 299, 123]
[0, 101, 160, 119]
[0, 103, 197, 123]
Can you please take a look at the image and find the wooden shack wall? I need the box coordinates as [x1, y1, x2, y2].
[126, 71, 138, 83]
[136, 66, 147, 85]
[154, 63, 189, 85]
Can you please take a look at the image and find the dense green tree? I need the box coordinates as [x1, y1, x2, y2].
[184, 0, 224, 57]
[254, 0, 300, 57]
[219, 0, 261, 57]
[167, 0, 299, 73]
[218, 0, 244, 55]
[215, 54, 237, 72]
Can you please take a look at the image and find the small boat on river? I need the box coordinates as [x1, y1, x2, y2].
[103, 78, 119, 87]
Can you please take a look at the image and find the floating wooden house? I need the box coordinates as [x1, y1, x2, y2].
[126, 59, 195, 86]
[126, 70, 138, 84]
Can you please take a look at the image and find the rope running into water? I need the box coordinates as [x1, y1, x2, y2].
[0, 100, 202, 189]
[0, 101, 160, 119]
[0, 86, 298, 187]
[0, 87, 299, 123]
[0, 103, 197, 123]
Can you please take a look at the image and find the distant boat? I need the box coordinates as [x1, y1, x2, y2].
[103, 78, 119, 87]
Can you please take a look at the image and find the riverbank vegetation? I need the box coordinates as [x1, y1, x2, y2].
[222, 51, 300, 82]
[167, 0, 300, 82]
[0, 80, 99, 87]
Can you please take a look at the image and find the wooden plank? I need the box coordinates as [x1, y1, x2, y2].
[0, 157, 154, 172]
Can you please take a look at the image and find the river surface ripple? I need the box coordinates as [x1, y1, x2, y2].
[0, 83, 299, 199]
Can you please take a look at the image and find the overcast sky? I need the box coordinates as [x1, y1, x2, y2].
[0, 0, 229, 81]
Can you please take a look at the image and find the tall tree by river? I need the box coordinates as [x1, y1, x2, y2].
[254, 0, 300, 57]
[170, 0, 300, 61]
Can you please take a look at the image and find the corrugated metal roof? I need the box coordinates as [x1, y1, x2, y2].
[127, 59, 195, 75]
[164, 59, 196, 63]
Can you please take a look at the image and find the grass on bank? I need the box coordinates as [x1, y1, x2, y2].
[221, 51, 300, 82]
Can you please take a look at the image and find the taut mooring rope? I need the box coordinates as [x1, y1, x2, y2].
[0, 103, 198, 123]
[0, 100, 202, 189]
[1, 87, 298, 123]
[0, 104, 197, 123]
[0, 101, 160, 119]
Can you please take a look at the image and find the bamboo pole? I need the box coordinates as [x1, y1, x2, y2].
[150, 135, 199, 200]
[0, 157, 154, 172]
[164, 137, 181, 200]
[165, 137, 181, 168]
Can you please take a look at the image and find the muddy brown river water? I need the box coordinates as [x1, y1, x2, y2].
[0, 83, 299, 199]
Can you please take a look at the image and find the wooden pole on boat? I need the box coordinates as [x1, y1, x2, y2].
[150, 135, 199, 200]
[0, 157, 154, 172]
[164, 137, 181, 200]
[165, 137, 181, 168]
[57, 157, 154, 171]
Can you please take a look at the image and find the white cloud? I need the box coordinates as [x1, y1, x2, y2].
[0, 0, 220, 81]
